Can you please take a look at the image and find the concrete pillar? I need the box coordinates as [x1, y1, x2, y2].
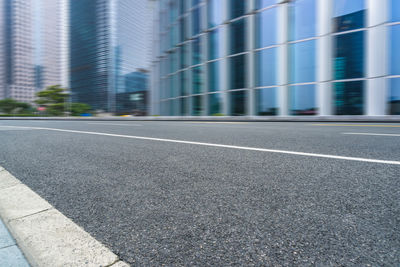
[247, 0, 256, 116]
[277, 2, 289, 116]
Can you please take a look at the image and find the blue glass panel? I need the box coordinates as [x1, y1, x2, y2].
[209, 93, 224, 115]
[192, 7, 201, 36]
[229, 18, 246, 54]
[180, 97, 188, 115]
[192, 66, 204, 94]
[334, 81, 364, 115]
[392, 0, 400, 22]
[230, 90, 247, 116]
[257, 88, 277, 115]
[391, 25, 400, 75]
[334, 31, 364, 79]
[207, 61, 220, 92]
[389, 78, 400, 115]
[290, 40, 316, 83]
[208, 0, 224, 27]
[192, 38, 202, 65]
[290, 0, 316, 41]
[290, 85, 317, 115]
[256, 7, 277, 48]
[229, 55, 247, 89]
[256, 48, 277, 87]
[334, 0, 365, 32]
[192, 95, 203, 115]
[179, 71, 188, 96]
[208, 28, 224, 60]
[230, 0, 247, 19]
[257, 0, 277, 9]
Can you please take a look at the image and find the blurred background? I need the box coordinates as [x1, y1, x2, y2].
[0, 0, 399, 117]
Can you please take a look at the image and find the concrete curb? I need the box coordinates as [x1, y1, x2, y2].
[0, 115, 400, 122]
[0, 167, 129, 267]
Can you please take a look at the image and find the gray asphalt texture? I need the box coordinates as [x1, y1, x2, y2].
[0, 120, 399, 266]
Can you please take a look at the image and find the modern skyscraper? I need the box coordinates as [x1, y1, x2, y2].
[69, 0, 154, 113]
[0, 0, 68, 103]
[151, 0, 400, 116]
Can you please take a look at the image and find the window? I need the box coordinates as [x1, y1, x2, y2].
[208, 93, 223, 115]
[192, 95, 203, 115]
[256, 88, 277, 115]
[208, 0, 224, 28]
[390, 25, 400, 75]
[256, 7, 277, 48]
[229, 0, 246, 19]
[289, 0, 316, 41]
[207, 61, 221, 92]
[290, 84, 316, 115]
[290, 40, 316, 83]
[230, 90, 247, 116]
[334, 81, 364, 115]
[334, 0, 365, 32]
[256, 48, 277, 87]
[229, 18, 246, 55]
[257, 0, 277, 9]
[229, 54, 246, 89]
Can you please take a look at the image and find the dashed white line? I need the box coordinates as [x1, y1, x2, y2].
[3, 126, 399, 165]
[342, 132, 400, 137]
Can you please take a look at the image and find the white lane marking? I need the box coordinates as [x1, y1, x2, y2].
[4, 125, 399, 165]
[343, 132, 400, 137]
[88, 122, 143, 127]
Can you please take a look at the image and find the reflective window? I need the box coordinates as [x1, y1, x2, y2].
[179, 0, 186, 15]
[208, 28, 224, 60]
[256, 7, 277, 48]
[207, 61, 221, 92]
[392, 0, 400, 22]
[256, 48, 277, 87]
[334, 0, 365, 32]
[256, 88, 277, 115]
[229, 18, 246, 55]
[180, 97, 189, 115]
[192, 66, 204, 94]
[290, 40, 316, 83]
[290, 85, 317, 115]
[389, 78, 400, 115]
[208, 0, 224, 28]
[290, 0, 316, 41]
[192, 7, 201, 36]
[391, 25, 400, 75]
[179, 17, 186, 42]
[192, 38, 202, 65]
[257, 0, 277, 9]
[192, 95, 203, 115]
[180, 42, 189, 68]
[192, 0, 200, 7]
[229, 54, 247, 89]
[230, 90, 247, 116]
[334, 81, 364, 115]
[229, 0, 247, 19]
[334, 31, 364, 80]
[172, 99, 180, 116]
[179, 71, 188, 96]
[209, 93, 223, 115]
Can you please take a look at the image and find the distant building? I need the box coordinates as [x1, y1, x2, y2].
[151, 0, 400, 116]
[69, 0, 153, 113]
[0, 0, 68, 103]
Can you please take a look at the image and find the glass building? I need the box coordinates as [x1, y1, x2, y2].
[0, 0, 68, 103]
[151, 0, 400, 116]
[70, 0, 153, 113]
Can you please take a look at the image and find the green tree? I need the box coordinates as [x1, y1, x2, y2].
[0, 99, 32, 114]
[70, 103, 91, 116]
[35, 85, 69, 116]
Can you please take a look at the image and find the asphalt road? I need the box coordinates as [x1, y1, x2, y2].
[0, 120, 399, 265]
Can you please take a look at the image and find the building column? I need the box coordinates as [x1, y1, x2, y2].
[277, 1, 289, 116]
[221, 0, 229, 115]
[247, 0, 256, 116]
[317, 0, 333, 115]
[367, 0, 388, 115]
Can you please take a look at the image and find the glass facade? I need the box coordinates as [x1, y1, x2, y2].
[153, 0, 399, 117]
[389, 79, 400, 115]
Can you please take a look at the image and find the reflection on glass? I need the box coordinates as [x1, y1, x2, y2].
[192, 7, 201, 36]
[207, 61, 220, 92]
[192, 66, 204, 94]
[229, 0, 246, 19]
[389, 79, 400, 115]
[208, 28, 224, 60]
[230, 90, 247, 116]
[392, 0, 400, 22]
[256, 7, 277, 48]
[208, 0, 223, 28]
[180, 70, 188, 96]
[290, 85, 316, 115]
[290, 40, 316, 83]
[334, 81, 364, 115]
[334, 31, 364, 79]
[180, 42, 189, 68]
[229, 18, 246, 55]
[172, 98, 179, 116]
[289, 0, 316, 41]
[256, 48, 276, 87]
[192, 38, 202, 65]
[391, 25, 400, 75]
[192, 0, 200, 7]
[180, 97, 188, 115]
[229, 54, 246, 89]
[192, 95, 203, 115]
[334, 0, 365, 32]
[257, 0, 277, 9]
[171, 74, 178, 98]
[209, 93, 223, 115]
[257, 88, 277, 115]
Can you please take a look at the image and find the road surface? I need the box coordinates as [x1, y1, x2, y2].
[0, 120, 399, 265]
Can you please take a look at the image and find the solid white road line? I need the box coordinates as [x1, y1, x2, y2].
[342, 132, 400, 137]
[0, 167, 128, 267]
[88, 122, 143, 127]
[4, 126, 399, 165]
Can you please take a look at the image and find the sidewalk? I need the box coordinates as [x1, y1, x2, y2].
[0, 218, 30, 267]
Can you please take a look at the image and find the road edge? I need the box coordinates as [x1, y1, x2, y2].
[0, 166, 130, 267]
